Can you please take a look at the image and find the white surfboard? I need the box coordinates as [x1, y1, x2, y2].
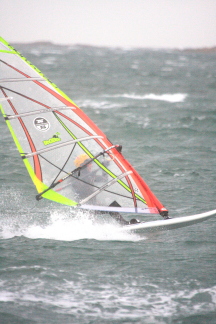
[121, 209, 216, 233]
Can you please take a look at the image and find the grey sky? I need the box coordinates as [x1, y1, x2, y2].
[1, 0, 216, 48]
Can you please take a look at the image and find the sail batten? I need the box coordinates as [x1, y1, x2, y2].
[0, 77, 45, 82]
[0, 37, 168, 216]
[0, 97, 13, 102]
[79, 171, 133, 205]
[4, 106, 76, 120]
[22, 136, 104, 159]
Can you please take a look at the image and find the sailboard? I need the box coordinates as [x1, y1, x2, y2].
[0, 37, 215, 231]
[121, 209, 216, 233]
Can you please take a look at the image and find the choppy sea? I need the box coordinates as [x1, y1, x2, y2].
[0, 43, 216, 324]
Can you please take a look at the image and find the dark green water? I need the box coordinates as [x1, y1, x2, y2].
[0, 44, 216, 323]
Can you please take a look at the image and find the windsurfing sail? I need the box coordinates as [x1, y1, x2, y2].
[0, 37, 168, 216]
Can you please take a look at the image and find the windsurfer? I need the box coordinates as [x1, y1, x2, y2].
[73, 153, 100, 201]
[73, 154, 140, 225]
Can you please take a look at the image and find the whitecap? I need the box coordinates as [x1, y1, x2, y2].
[104, 93, 187, 103]
[143, 93, 187, 103]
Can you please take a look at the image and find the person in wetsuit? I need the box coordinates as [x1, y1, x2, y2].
[73, 153, 140, 225]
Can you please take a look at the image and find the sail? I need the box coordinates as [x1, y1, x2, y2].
[0, 37, 168, 216]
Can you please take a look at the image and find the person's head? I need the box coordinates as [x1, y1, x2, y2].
[74, 153, 92, 169]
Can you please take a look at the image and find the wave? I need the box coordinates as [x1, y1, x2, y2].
[107, 93, 188, 103]
[0, 275, 215, 322]
[75, 93, 187, 110]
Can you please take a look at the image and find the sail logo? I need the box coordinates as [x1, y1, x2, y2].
[43, 133, 61, 146]
[34, 117, 50, 131]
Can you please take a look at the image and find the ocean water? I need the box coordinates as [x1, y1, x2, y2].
[0, 44, 216, 324]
